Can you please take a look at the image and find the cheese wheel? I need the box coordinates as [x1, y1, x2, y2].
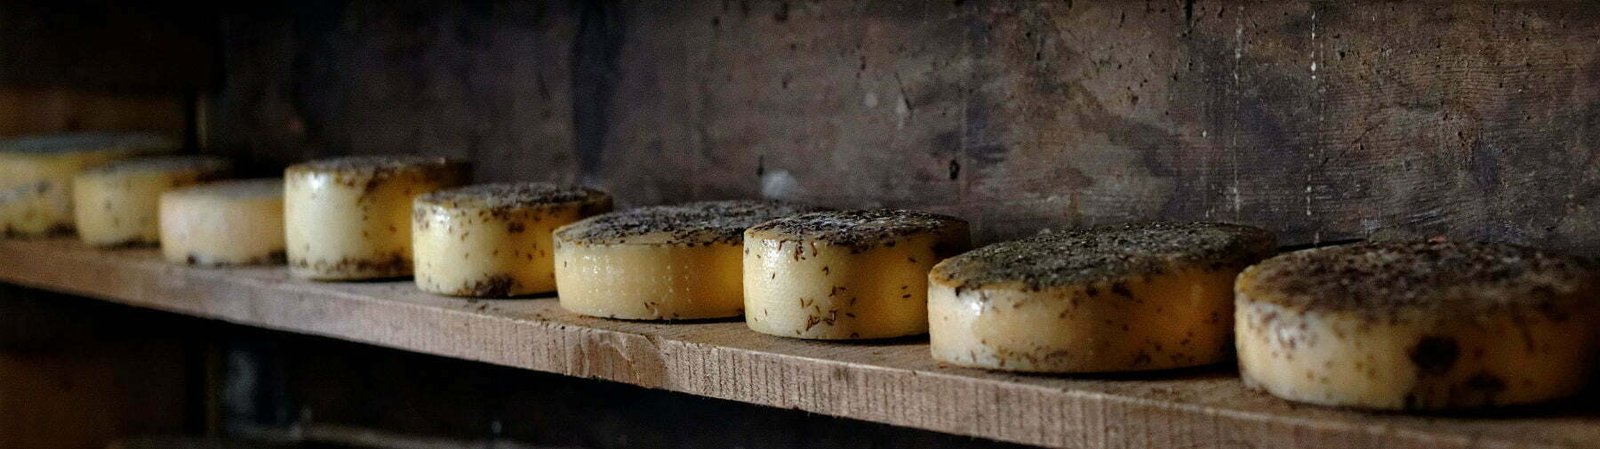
[0, 132, 177, 237]
[928, 222, 1275, 372]
[73, 156, 231, 247]
[413, 183, 612, 297]
[1236, 241, 1600, 410]
[554, 200, 812, 320]
[284, 156, 470, 280]
[744, 209, 970, 340]
[159, 179, 286, 266]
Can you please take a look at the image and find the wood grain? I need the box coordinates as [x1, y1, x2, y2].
[1, 238, 1596, 449]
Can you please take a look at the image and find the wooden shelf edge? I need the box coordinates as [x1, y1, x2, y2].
[1, 238, 1596, 449]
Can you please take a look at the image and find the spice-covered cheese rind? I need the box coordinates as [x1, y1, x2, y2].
[284, 156, 470, 280]
[413, 183, 612, 297]
[1236, 241, 1600, 411]
[928, 222, 1275, 372]
[0, 132, 177, 237]
[74, 156, 231, 247]
[745, 209, 970, 340]
[554, 200, 812, 320]
[159, 179, 286, 266]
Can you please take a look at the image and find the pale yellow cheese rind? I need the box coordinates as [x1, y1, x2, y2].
[159, 179, 285, 266]
[745, 233, 954, 339]
[1236, 274, 1600, 410]
[555, 242, 744, 319]
[929, 267, 1235, 372]
[284, 157, 469, 280]
[553, 200, 809, 320]
[413, 188, 612, 297]
[1234, 241, 1600, 410]
[743, 211, 970, 340]
[74, 156, 230, 246]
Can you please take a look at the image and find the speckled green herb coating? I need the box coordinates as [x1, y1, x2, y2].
[415, 182, 609, 212]
[746, 209, 967, 253]
[556, 200, 813, 246]
[285, 156, 470, 199]
[1244, 240, 1600, 318]
[287, 155, 462, 173]
[932, 222, 1275, 292]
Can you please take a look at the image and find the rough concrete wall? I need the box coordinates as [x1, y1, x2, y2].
[208, 0, 1600, 254]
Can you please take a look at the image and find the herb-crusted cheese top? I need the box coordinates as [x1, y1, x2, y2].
[0, 132, 177, 154]
[80, 155, 230, 178]
[745, 209, 968, 252]
[556, 200, 812, 246]
[1240, 240, 1600, 320]
[932, 222, 1275, 292]
[416, 182, 610, 212]
[285, 155, 468, 177]
[166, 179, 283, 199]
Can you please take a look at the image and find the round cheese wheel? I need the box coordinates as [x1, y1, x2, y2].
[744, 209, 970, 340]
[159, 179, 285, 266]
[413, 182, 612, 297]
[284, 156, 469, 280]
[74, 155, 230, 247]
[928, 222, 1274, 372]
[1236, 240, 1600, 410]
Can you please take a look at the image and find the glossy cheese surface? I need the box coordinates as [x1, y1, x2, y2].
[159, 179, 285, 266]
[1235, 241, 1600, 410]
[744, 209, 969, 340]
[74, 156, 230, 246]
[413, 183, 611, 297]
[0, 132, 177, 236]
[284, 156, 470, 280]
[554, 200, 810, 320]
[928, 222, 1275, 372]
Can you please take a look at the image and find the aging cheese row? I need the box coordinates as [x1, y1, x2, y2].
[7, 137, 1598, 414]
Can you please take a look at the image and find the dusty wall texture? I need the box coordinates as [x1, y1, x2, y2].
[204, 0, 1600, 254]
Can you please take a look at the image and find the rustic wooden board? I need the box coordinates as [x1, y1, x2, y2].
[1, 238, 1596, 449]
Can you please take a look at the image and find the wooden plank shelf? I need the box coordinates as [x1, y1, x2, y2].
[2, 238, 1597, 449]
